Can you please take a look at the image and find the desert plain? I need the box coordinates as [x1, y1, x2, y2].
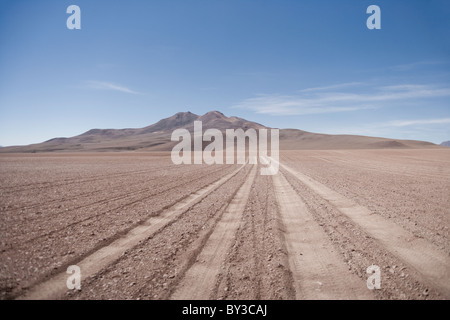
[0, 149, 449, 300]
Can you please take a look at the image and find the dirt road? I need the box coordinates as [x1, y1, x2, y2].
[0, 150, 448, 300]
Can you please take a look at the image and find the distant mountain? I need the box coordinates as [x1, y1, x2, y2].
[440, 141, 450, 147]
[0, 111, 265, 153]
[0, 111, 439, 153]
[278, 129, 436, 150]
[139, 111, 200, 134]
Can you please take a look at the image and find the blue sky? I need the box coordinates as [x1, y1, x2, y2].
[0, 0, 449, 146]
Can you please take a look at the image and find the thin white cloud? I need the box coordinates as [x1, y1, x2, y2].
[232, 83, 450, 116]
[379, 84, 428, 91]
[329, 118, 450, 137]
[386, 118, 450, 127]
[232, 94, 375, 115]
[86, 81, 141, 94]
[299, 82, 364, 93]
[389, 60, 448, 72]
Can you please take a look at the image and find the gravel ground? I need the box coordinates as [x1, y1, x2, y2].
[1, 150, 448, 300]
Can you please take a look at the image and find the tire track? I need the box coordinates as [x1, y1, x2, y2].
[2, 166, 237, 296]
[272, 170, 373, 299]
[311, 154, 448, 180]
[170, 164, 258, 300]
[13, 165, 230, 248]
[17, 164, 246, 300]
[278, 160, 450, 298]
[67, 163, 251, 300]
[0, 164, 209, 214]
[0, 166, 174, 195]
[211, 172, 295, 300]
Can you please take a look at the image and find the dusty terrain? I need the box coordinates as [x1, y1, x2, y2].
[0, 149, 449, 300]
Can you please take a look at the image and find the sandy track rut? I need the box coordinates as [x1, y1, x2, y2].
[170, 165, 258, 300]
[272, 170, 373, 299]
[8, 166, 226, 244]
[17, 164, 246, 300]
[278, 161, 450, 298]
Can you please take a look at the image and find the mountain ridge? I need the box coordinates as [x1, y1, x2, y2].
[0, 111, 440, 153]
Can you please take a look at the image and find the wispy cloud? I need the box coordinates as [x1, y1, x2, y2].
[299, 82, 364, 93]
[389, 60, 448, 72]
[231, 94, 374, 115]
[232, 83, 450, 116]
[386, 118, 450, 127]
[86, 81, 141, 94]
[329, 118, 450, 137]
